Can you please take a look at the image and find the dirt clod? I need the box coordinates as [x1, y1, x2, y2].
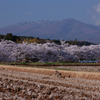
[51, 71, 65, 79]
[0, 67, 5, 70]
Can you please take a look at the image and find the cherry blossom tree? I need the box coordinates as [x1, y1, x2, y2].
[0, 40, 99, 62]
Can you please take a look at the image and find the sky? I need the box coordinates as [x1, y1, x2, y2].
[0, 0, 100, 28]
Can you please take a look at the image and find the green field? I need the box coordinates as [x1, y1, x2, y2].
[1, 62, 100, 66]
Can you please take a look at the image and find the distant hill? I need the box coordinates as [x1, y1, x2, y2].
[0, 18, 100, 44]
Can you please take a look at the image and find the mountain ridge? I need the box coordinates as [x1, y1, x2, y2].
[0, 18, 100, 44]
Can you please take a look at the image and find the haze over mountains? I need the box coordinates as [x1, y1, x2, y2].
[0, 18, 100, 44]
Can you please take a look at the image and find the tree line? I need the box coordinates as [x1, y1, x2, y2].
[0, 33, 95, 46]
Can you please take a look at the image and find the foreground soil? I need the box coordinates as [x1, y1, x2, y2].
[0, 65, 100, 100]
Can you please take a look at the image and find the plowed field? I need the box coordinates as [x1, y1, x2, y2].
[0, 65, 100, 100]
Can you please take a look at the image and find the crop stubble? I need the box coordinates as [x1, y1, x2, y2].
[0, 65, 100, 99]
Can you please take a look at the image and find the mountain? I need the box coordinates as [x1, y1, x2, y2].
[0, 18, 100, 44]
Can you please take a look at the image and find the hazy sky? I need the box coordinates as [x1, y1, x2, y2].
[0, 0, 100, 28]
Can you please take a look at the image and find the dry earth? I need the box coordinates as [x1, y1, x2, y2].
[50, 65, 100, 72]
[0, 65, 100, 100]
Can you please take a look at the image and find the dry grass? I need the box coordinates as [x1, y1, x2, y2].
[1, 65, 100, 80]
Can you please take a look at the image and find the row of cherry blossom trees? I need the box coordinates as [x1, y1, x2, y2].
[0, 40, 99, 62]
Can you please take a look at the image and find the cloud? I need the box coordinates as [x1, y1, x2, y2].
[92, 14, 100, 25]
[92, 3, 100, 25]
[96, 4, 100, 13]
